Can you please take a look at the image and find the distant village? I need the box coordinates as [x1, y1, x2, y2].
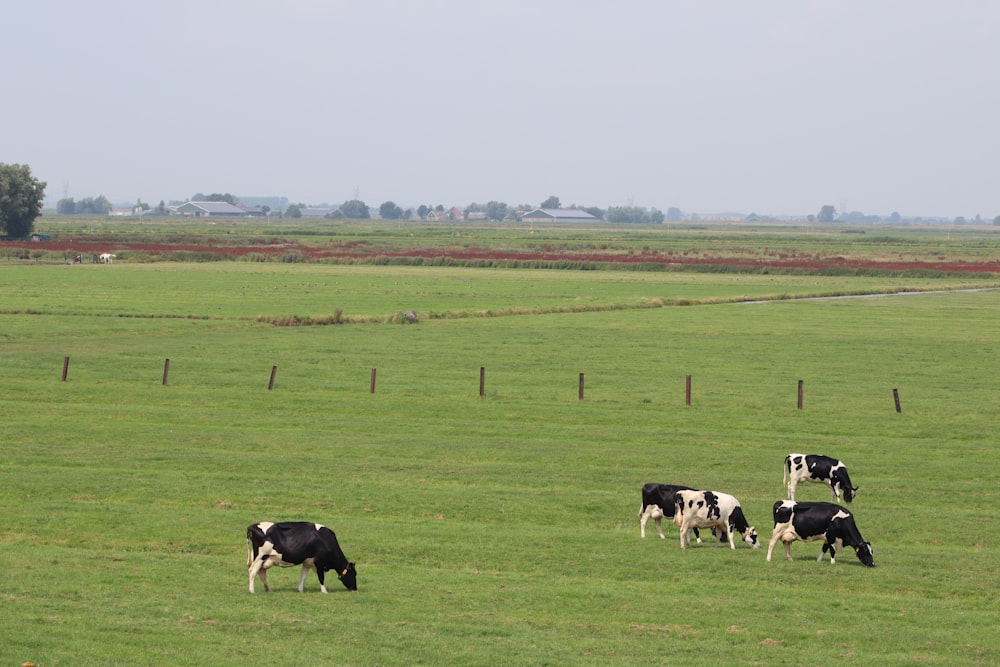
[48, 193, 993, 226]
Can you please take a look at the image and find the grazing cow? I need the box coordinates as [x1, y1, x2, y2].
[784, 453, 858, 503]
[673, 490, 760, 550]
[98, 253, 116, 264]
[247, 521, 358, 593]
[766, 500, 875, 566]
[639, 483, 704, 542]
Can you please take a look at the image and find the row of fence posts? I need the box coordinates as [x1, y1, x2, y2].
[60, 356, 905, 412]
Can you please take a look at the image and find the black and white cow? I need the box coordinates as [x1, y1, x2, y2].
[766, 500, 875, 566]
[784, 453, 858, 503]
[673, 489, 760, 550]
[639, 483, 703, 542]
[247, 521, 358, 593]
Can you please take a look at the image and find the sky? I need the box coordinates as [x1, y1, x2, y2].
[4, 1, 999, 219]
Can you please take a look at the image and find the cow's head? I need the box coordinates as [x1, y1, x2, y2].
[743, 526, 760, 549]
[338, 562, 358, 590]
[854, 542, 875, 567]
[841, 484, 858, 503]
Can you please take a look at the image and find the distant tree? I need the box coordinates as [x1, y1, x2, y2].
[341, 199, 370, 219]
[194, 192, 238, 205]
[817, 205, 836, 222]
[57, 198, 77, 215]
[285, 203, 303, 218]
[435, 204, 444, 212]
[540, 195, 561, 209]
[666, 207, 683, 222]
[77, 196, 112, 215]
[379, 200, 403, 219]
[888, 211, 901, 223]
[581, 206, 605, 220]
[417, 204, 430, 219]
[993, 215, 1000, 226]
[485, 201, 508, 221]
[606, 205, 662, 224]
[954, 216, 967, 225]
[0, 163, 46, 238]
[156, 200, 167, 215]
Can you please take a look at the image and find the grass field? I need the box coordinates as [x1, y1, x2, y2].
[2, 223, 999, 665]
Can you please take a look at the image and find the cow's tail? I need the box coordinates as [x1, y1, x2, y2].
[246, 527, 256, 568]
[782, 455, 790, 485]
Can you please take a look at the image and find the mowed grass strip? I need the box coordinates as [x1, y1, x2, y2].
[0, 263, 997, 665]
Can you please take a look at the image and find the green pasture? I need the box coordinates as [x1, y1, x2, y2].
[1, 258, 998, 665]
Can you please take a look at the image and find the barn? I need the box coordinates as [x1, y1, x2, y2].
[519, 208, 598, 223]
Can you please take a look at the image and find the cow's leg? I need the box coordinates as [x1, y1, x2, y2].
[248, 557, 265, 593]
[639, 510, 648, 538]
[783, 540, 794, 561]
[654, 516, 666, 539]
[787, 478, 797, 501]
[766, 534, 780, 561]
[693, 527, 701, 544]
[726, 523, 736, 549]
[678, 520, 690, 549]
[315, 568, 329, 594]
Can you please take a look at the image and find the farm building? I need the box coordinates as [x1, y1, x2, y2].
[519, 208, 598, 222]
[174, 201, 250, 217]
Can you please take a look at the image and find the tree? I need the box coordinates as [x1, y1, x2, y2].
[193, 192, 238, 205]
[285, 203, 303, 218]
[666, 207, 683, 222]
[341, 199, 370, 219]
[417, 204, 430, 220]
[817, 205, 836, 222]
[0, 163, 47, 239]
[540, 195, 561, 209]
[379, 200, 403, 219]
[485, 201, 508, 221]
[57, 197, 77, 215]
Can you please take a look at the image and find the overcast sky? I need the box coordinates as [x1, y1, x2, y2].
[5, 1, 998, 218]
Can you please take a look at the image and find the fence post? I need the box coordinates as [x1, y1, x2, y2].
[479, 367, 485, 397]
[162, 358, 170, 386]
[268, 365, 278, 390]
[685, 374, 692, 406]
[797, 379, 804, 409]
[62, 356, 70, 382]
[578, 373, 585, 401]
[893, 388, 901, 413]
[370, 368, 377, 394]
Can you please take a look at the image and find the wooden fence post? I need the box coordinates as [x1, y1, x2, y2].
[893, 388, 901, 413]
[268, 365, 278, 390]
[370, 368, 377, 394]
[797, 379, 804, 409]
[685, 374, 692, 406]
[578, 373, 585, 401]
[162, 358, 170, 386]
[479, 367, 485, 397]
[62, 356, 70, 382]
